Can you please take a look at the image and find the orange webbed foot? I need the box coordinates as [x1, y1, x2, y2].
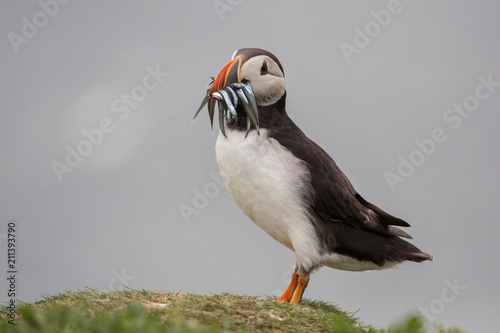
[273, 272, 309, 304]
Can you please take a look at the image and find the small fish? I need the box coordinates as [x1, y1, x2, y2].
[193, 78, 259, 136]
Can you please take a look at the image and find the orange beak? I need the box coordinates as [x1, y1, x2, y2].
[210, 56, 242, 95]
[193, 54, 259, 137]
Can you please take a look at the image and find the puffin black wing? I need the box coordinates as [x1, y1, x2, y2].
[263, 108, 412, 239]
[294, 135, 412, 238]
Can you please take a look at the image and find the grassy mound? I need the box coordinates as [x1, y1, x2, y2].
[0, 289, 465, 332]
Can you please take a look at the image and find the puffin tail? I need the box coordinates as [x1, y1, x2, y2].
[409, 249, 434, 263]
[387, 236, 434, 263]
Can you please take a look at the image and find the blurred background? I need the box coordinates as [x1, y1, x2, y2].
[1, 1, 499, 331]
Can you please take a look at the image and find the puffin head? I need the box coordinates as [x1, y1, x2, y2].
[210, 48, 286, 107]
[194, 48, 286, 136]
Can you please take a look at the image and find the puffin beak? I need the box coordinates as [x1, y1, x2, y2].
[193, 55, 259, 137]
[210, 56, 242, 94]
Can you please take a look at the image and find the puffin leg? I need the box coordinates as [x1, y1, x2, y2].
[290, 274, 310, 304]
[274, 271, 299, 303]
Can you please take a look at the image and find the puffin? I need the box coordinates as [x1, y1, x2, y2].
[194, 48, 433, 304]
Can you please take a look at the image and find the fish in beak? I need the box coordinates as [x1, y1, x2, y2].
[193, 56, 259, 137]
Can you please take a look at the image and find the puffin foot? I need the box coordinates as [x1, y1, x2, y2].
[273, 272, 299, 303]
[273, 272, 310, 304]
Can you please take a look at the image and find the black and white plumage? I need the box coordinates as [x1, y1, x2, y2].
[195, 48, 432, 304]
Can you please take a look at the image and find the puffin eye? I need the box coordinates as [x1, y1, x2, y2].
[260, 60, 268, 75]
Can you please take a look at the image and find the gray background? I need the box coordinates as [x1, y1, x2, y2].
[1, 1, 499, 331]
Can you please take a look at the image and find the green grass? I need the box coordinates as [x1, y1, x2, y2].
[0, 289, 465, 332]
